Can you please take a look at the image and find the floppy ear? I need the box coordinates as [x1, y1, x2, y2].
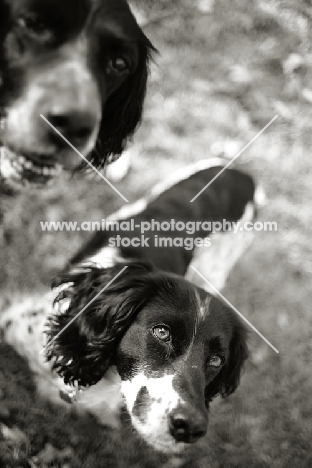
[205, 311, 248, 404]
[90, 36, 156, 168]
[46, 261, 156, 387]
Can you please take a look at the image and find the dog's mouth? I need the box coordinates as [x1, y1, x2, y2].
[0, 144, 62, 186]
[0, 114, 62, 186]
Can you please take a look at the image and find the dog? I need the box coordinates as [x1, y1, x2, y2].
[0, 0, 154, 188]
[68, 158, 258, 293]
[0, 160, 257, 458]
[1, 262, 248, 462]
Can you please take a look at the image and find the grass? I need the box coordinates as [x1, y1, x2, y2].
[1, 0, 312, 466]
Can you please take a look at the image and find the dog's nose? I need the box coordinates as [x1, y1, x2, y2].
[169, 408, 207, 444]
[45, 109, 98, 148]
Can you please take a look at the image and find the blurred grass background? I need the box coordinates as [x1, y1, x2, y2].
[0, 0, 311, 466]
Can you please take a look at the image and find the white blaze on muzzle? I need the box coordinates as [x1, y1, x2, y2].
[121, 373, 189, 453]
[3, 42, 101, 158]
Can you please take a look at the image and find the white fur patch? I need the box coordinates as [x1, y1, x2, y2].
[0, 294, 124, 428]
[0, 148, 20, 179]
[104, 158, 227, 225]
[121, 373, 187, 453]
[186, 202, 256, 293]
[108, 199, 148, 223]
[105, 151, 131, 183]
[199, 296, 212, 318]
[0, 293, 64, 405]
[3, 42, 101, 159]
[77, 367, 123, 428]
[87, 246, 121, 269]
[149, 158, 227, 200]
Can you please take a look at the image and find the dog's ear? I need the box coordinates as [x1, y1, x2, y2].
[205, 309, 248, 404]
[90, 36, 156, 168]
[46, 261, 155, 387]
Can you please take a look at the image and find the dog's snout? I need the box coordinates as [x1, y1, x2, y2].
[46, 109, 98, 147]
[169, 408, 207, 444]
[40, 59, 102, 151]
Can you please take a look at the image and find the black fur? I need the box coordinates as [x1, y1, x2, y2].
[70, 165, 256, 275]
[47, 261, 157, 386]
[47, 261, 248, 403]
[205, 303, 249, 403]
[93, 36, 154, 167]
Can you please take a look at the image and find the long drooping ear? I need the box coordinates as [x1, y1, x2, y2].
[205, 311, 248, 404]
[90, 36, 156, 168]
[46, 261, 156, 387]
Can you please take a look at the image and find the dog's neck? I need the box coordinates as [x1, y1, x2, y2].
[74, 366, 124, 428]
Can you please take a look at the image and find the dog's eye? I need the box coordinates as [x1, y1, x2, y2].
[153, 325, 171, 342]
[17, 16, 50, 36]
[110, 57, 129, 73]
[209, 355, 223, 368]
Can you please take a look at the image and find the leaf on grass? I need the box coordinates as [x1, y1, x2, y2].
[273, 101, 293, 121]
[31, 443, 73, 466]
[197, 0, 215, 13]
[302, 88, 312, 103]
[0, 424, 29, 446]
[283, 53, 304, 75]
[250, 346, 269, 365]
[228, 65, 253, 86]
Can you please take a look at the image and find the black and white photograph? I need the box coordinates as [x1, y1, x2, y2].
[0, 0, 311, 467]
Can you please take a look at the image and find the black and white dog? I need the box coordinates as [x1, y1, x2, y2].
[0, 159, 259, 458]
[69, 158, 258, 291]
[0, 0, 154, 188]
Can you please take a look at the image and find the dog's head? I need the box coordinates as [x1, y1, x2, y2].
[46, 262, 248, 454]
[0, 0, 154, 186]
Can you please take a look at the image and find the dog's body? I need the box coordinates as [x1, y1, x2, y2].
[69, 158, 257, 292]
[0, 160, 257, 458]
[1, 267, 248, 462]
[0, 0, 153, 191]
